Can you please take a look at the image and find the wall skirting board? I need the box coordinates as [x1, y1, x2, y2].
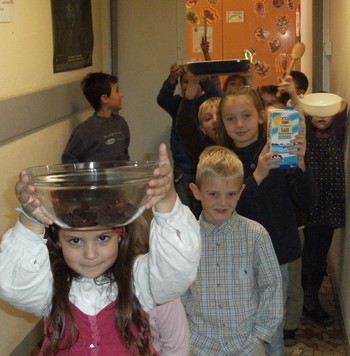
[9, 319, 43, 356]
[0, 81, 89, 144]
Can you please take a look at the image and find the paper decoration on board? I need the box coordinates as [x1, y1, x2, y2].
[275, 15, 289, 35]
[269, 39, 281, 53]
[287, 0, 295, 11]
[275, 53, 290, 73]
[186, 10, 200, 24]
[186, 0, 199, 9]
[254, 0, 267, 17]
[273, 0, 284, 9]
[202, 6, 219, 24]
[255, 27, 270, 41]
[226, 11, 244, 23]
[254, 60, 270, 77]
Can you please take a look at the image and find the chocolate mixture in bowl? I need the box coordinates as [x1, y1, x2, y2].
[50, 188, 137, 228]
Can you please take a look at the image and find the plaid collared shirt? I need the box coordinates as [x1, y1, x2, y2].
[182, 211, 283, 355]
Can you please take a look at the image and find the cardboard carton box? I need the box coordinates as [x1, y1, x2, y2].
[268, 108, 300, 169]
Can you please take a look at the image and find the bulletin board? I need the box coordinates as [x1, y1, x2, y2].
[185, 0, 301, 86]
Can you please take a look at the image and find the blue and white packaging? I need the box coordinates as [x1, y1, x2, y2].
[268, 108, 300, 169]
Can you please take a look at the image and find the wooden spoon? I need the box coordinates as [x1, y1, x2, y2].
[277, 42, 305, 97]
[285, 42, 305, 76]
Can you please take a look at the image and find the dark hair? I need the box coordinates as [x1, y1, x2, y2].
[81, 72, 118, 111]
[42, 220, 154, 355]
[217, 86, 265, 149]
[222, 74, 247, 93]
[258, 85, 289, 106]
[258, 85, 278, 97]
[290, 70, 309, 94]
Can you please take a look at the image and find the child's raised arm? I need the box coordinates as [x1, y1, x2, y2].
[15, 170, 54, 231]
[168, 63, 183, 85]
[253, 141, 279, 185]
[144, 143, 177, 212]
[134, 144, 201, 309]
[277, 75, 300, 107]
[185, 72, 201, 100]
[289, 133, 307, 172]
[0, 172, 54, 316]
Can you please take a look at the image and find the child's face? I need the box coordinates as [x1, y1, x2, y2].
[225, 76, 246, 92]
[311, 116, 333, 130]
[200, 105, 218, 142]
[59, 228, 120, 279]
[220, 95, 263, 148]
[190, 175, 244, 225]
[107, 83, 123, 111]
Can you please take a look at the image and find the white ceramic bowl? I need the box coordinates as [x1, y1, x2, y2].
[27, 161, 159, 230]
[300, 93, 341, 117]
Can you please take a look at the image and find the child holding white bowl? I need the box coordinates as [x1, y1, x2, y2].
[301, 97, 347, 327]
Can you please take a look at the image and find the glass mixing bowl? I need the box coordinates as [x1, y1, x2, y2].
[27, 161, 159, 230]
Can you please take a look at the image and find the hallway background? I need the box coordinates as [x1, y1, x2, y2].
[0, 1, 348, 354]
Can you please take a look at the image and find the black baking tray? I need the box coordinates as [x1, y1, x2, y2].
[186, 59, 249, 75]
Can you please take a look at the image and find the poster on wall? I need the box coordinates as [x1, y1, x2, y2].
[51, 0, 94, 73]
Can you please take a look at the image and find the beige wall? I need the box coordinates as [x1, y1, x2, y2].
[0, 110, 90, 354]
[325, 0, 350, 351]
[300, 0, 313, 93]
[0, 1, 106, 353]
[116, 1, 185, 161]
[0, 1, 109, 99]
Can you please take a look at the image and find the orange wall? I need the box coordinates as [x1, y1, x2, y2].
[186, 0, 301, 86]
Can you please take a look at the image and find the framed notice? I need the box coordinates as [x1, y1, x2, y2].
[51, 0, 94, 73]
[0, 0, 15, 22]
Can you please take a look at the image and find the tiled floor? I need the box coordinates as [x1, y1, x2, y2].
[285, 275, 346, 356]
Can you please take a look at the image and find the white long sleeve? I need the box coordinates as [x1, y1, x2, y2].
[0, 196, 201, 316]
[134, 196, 201, 310]
[0, 221, 52, 316]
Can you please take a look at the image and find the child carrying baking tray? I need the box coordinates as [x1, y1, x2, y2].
[156, 62, 221, 218]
